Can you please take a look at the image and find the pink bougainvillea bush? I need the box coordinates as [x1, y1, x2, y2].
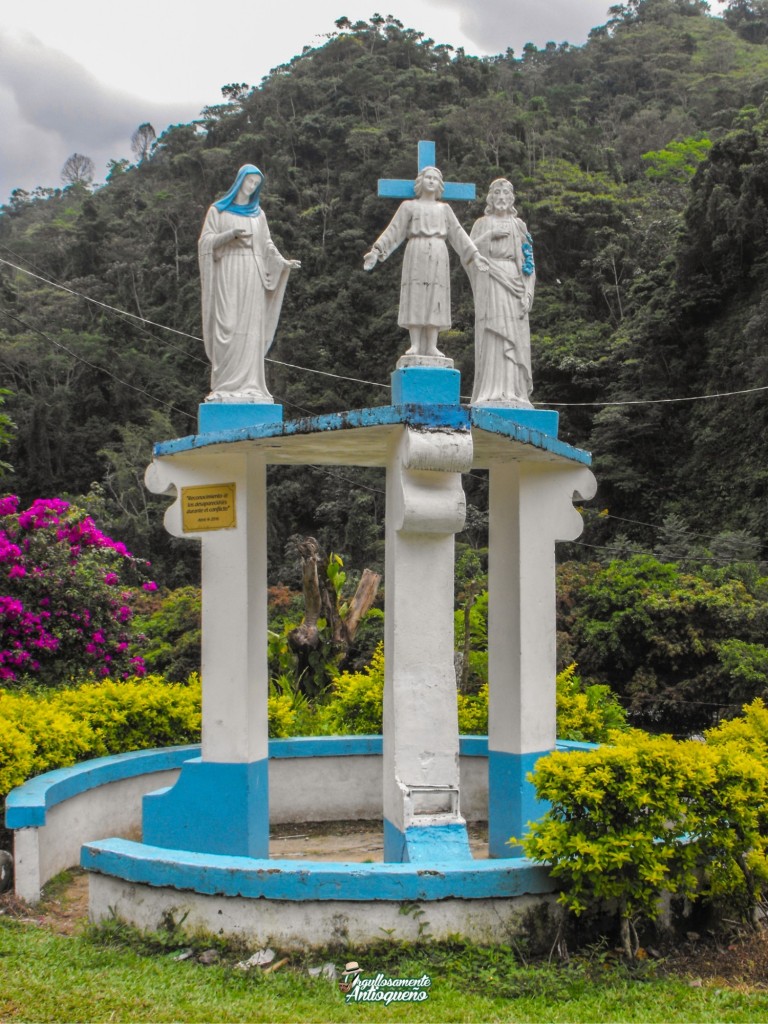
[0, 495, 153, 687]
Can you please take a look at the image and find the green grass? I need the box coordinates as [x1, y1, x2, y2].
[2, 918, 768, 1023]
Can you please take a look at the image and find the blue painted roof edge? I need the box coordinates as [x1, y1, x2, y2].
[153, 405, 470, 458]
[151, 403, 590, 465]
[81, 837, 556, 901]
[470, 407, 592, 465]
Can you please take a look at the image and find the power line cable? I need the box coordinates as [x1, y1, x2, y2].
[542, 385, 768, 407]
[0, 311, 385, 503]
[0, 255, 390, 390]
[307, 464, 386, 496]
[624, 694, 743, 710]
[572, 539, 767, 566]
[0, 247, 210, 367]
[4, 278, 767, 557]
[585, 510, 749, 543]
[266, 356, 390, 390]
[5, 254, 768, 408]
[0, 307, 196, 423]
[0, 255, 203, 345]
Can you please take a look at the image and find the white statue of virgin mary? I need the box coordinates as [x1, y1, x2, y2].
[198, 164, 300, 403]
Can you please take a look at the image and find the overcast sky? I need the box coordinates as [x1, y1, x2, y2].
[1, 1, 727, 205]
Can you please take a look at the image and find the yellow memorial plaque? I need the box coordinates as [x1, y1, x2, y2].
[181, 483, 237, 532]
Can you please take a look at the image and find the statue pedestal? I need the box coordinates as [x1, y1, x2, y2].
[396, 354, 454, 370]
[198, 403, 283, 433]
[472, 404, 559, 437]
[391, 365, 461, 406]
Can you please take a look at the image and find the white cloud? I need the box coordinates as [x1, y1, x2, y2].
[424, 0, 613, 53]
[6, 1, 728, 204]
[0, 28, 195, 202]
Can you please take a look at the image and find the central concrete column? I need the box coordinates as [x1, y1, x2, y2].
[383, 422, 474, 862]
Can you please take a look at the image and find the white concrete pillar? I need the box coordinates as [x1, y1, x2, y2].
[141, 450, 270, 856]
[383, 426, 474, 862]
[487, 461, 596, 857]
[12, 829, 41, 904]
[197, 455, 269, 765]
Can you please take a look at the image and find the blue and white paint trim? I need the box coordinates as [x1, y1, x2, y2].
[81, 837, 555, 902]
[6, 736, 595, 905]
[488, 749, 552, 859]
[383, 819, 473, 863]
[5, 735, 590, 831]
[142, 757, 269, 858]
[152, 395, 589, 467]
[5, 745, 199, 830]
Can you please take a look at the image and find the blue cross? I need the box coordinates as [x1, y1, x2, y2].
[377, 140, 476, 202]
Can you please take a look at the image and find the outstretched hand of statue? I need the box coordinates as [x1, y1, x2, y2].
[472, 252, 489, 273]
[363, 249, 379, 272]
[285, 259, 302, 269]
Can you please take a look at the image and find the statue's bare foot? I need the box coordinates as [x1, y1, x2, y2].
[404, 348, 418, 356]
[426, 348, 445, 358]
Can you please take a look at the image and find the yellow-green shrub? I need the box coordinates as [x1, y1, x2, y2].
[0, 717, 37, 797]
[0, 675, 201, 799]
[556, 664, 628, 742]
[1, 693, 95, 778]
[268, 690, 301, 738]
[706, 696, 768, 755]
[457, 683, 488, 733]
[317, 644, 385, 735]
[52, 675, 202, 755]
[521, 717, 768, 948]
[0, 658, 628, 801]
[267, 679, 318, 738]
[455, 666, 627, 741]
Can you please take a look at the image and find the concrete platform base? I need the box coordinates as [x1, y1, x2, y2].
[88, 872, 559, 948]
[80, 831, 559, 948]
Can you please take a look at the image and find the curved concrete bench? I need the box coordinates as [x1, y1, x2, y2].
[6, 737, 591, 915]
[7, 736, 496, 903]
[81, 836, 556, 946]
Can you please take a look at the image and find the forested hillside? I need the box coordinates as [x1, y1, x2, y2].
[2, 0, 768, 584]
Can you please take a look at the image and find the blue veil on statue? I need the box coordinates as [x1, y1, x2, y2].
[199, 162, 293, 389]
[213, 164, 264, 217]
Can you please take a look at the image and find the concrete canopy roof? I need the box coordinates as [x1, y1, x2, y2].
[153, 405, 591, 471]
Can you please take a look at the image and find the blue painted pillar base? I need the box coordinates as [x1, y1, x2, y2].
[143, 758, 269, 858]
[488, 750, 551, 859]
[391, 366, 461, 406]
[198, 403, 283, 433]
[384, 819, 472, 863]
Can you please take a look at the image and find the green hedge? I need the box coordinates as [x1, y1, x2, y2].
[0, 656, 627, 801]
[0, 676, 202, 798]
[522, 699, 768, 953]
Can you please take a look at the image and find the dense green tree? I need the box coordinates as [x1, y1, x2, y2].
[563, 555, 768, 733]
[723, 0, 768, 42]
